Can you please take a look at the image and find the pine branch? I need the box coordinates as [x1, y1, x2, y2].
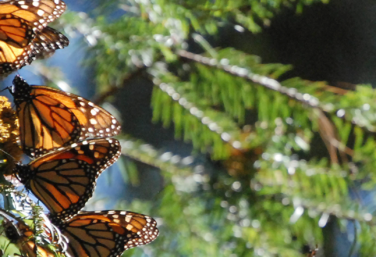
[178, 49, 323, 110]
[178, 49, 376, 136]
[151, 75, 250, 156]
[119, 136, 195, 175]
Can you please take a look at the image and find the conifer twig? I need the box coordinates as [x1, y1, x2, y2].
[119, 138, 195, 174]
[279, 195, 375, 226]
[177, 49, 323, 109]
[177, 50, 358, 158]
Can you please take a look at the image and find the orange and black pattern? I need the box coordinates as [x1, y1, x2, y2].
[0, 0, 67, 74]
[2, 1, 159, 256]
[10, 76, 121, 157]
[56, 210, 159, 257]
[14, 138, 122, 222]
[0, 0, 66, 31]
[0, 14, 35, 74]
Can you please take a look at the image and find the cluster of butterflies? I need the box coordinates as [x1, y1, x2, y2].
[0, 0, 69, 75]
[0, 0, 159, 256]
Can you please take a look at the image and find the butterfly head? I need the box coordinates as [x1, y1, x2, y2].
[11, 75, 30, 94]
[14, 164, 31, 184]
[3, 220, 21, 243]
[10, 75, 32, 104]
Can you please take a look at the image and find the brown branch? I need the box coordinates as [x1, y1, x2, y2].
[315, 108, 354, 163]
[94, 67, 147, 104]
[324, 85, 350, 95]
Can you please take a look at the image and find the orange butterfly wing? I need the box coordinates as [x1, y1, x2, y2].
[0, 0, 67, 74]
[58, 210, 159, 257]
[15, 138, 121, 221]
[11, 76, 121, 157]
[0, 14, 35, 74]
[0, 0, 66, 31]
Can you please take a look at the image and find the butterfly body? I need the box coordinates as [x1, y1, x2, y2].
[5, 220, 57, 257]
[1, 210, 64, 257]
[10, 76, 121, 157]
[14, 138, 122, 222]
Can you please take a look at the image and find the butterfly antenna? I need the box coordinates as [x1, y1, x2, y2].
[0, 149, 16, 163]
[0, 87, 10, 93]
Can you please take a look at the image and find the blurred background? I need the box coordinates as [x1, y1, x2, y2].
[3, 0, 376, 256]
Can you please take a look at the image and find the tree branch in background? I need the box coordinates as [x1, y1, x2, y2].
[94, 67, 147, 105]
[177, 49, 326, 110]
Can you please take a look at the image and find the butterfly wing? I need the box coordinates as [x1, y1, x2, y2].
[12, 76, 121, 157]
[0, 14, 35, 74]
[58, 210, 159, 257]
[32, 26, 69, 59]
[0, 0, 66, 31]
[15, 138, 121, 221]
[0, 0, 67, 74]
[15, 83, 82, 158]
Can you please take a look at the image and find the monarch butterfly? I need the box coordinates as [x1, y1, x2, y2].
[1, 209, 67, 257]
[0, 0, 67, 74]
[14, 138, 122, 222]
[1, 209, 159, 257]
[54, 210, 159, 257]
[8, 76, 121, 157]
